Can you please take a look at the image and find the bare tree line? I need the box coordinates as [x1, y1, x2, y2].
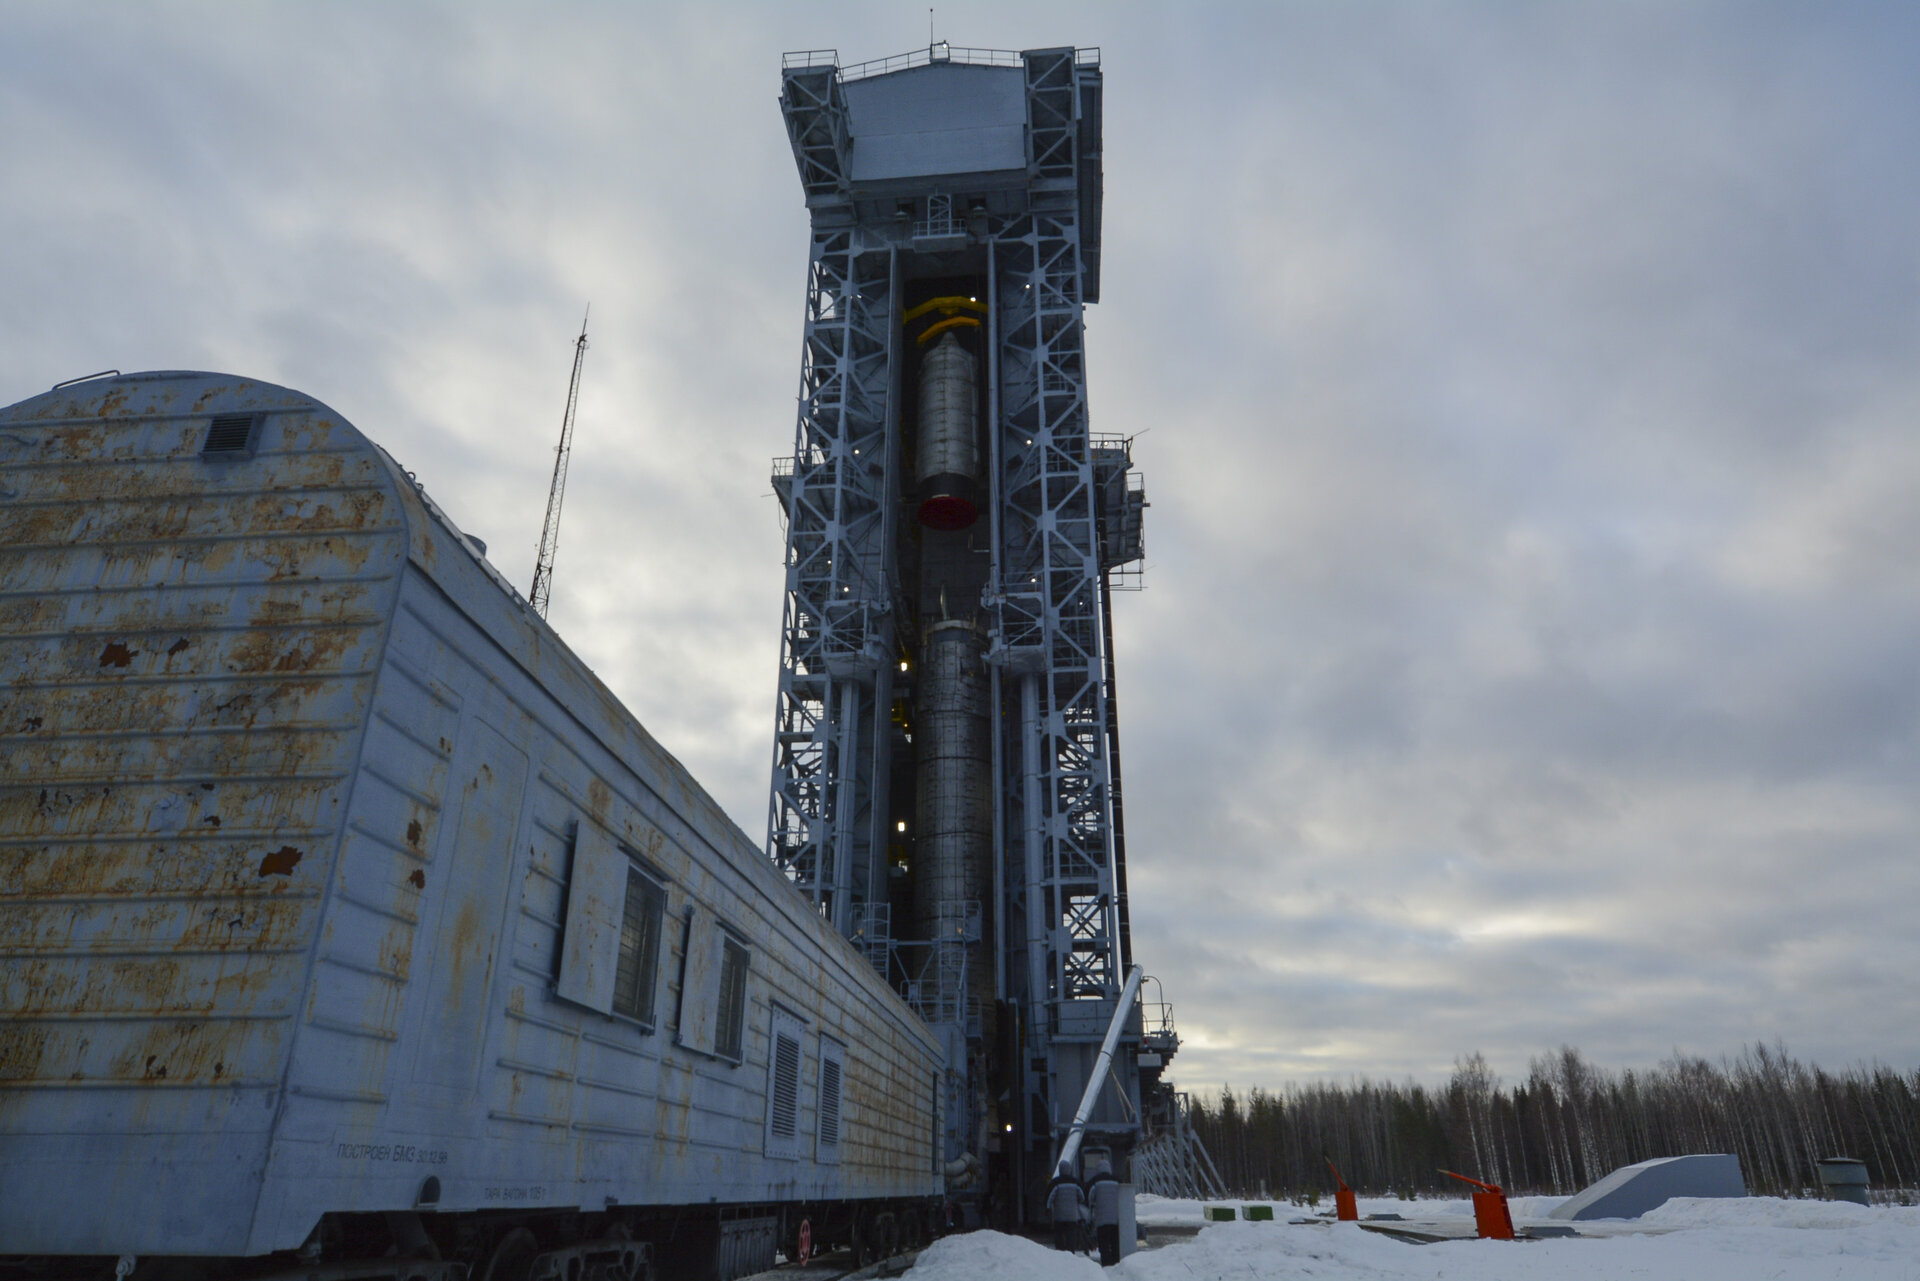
[1187, 1044, 1920, 1199]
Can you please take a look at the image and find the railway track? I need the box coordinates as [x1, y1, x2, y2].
[742, 1246, 921, 1281]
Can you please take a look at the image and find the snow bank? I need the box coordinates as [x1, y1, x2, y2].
[905, 1229, 1104, 1281]
[1640, 1195, 1912, 1230]
[908, 1197, 1920, 1281]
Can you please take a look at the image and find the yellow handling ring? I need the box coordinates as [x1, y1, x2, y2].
[916, 315, 982, 344]
[902, 295, 987, 324]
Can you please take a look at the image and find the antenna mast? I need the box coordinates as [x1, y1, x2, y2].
[529, 306, 589, 619]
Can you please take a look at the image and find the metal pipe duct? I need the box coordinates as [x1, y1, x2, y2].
[1056, 963, 1145, 1176]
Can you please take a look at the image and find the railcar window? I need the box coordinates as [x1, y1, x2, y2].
[675, 905, 749, 1059]
[556, 826, 671, 1021]
[611, 866, 667, 1025]
[716, 938, 749, 1062]
[817, 1037, 846, 1160]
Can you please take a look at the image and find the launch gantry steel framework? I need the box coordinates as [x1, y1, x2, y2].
[766, 43, 1160, 1223]
[767, 226, 899, 936]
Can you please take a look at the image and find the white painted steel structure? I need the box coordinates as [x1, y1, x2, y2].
[767, 46, 1164, 1223]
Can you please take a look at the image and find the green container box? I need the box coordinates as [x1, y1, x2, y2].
[1205, 1206, 1237, 1222]
[1242, 1204, 1274, 1221]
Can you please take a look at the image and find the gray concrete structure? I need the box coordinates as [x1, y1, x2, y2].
[1548, 1154, 1748, 1221]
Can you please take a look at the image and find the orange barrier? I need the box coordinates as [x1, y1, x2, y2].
[1324, 1159, 1359, 1222]
[1440, 1170, 1515, 1240]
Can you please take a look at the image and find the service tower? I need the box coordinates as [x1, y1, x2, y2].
[766, 43, 1167, 1223]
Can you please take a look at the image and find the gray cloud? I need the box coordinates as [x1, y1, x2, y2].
[5, 1, 1916, 1096]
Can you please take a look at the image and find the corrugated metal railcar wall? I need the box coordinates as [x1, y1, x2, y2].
[0, 375, 405, 1254]
[1, 373, 942, 1259]
[252, 435, 942, 1247]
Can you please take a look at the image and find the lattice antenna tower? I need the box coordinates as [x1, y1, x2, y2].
[529, 307, 590, 619]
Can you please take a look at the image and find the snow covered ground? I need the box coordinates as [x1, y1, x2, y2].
[902, 1194, 1920, 1281]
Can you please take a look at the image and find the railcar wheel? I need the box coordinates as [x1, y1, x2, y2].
[477, 1227, 538, 1281]
[872, 1211, 898, 1259]
[796, 1216, 812, 1265]
[902, 1208, 923, 1249]
[599, 1221, 644, 1281]
[850, 1211, 873, 1268]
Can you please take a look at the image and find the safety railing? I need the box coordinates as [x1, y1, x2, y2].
[842, 43, 1022, 81]
[783, 45, 1100, 84]
[781, 49, 840, 70]
[1141, 998, 1178, 1052]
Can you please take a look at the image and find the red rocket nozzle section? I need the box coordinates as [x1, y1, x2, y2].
[917, 494, 979, 530]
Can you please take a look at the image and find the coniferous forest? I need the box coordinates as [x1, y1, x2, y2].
[1185, 1045, 1920, 1201]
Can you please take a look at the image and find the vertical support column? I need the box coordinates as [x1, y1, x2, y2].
[767, 230, 897, 931]
[985, 238, 1007, 1007]
[830, 679, 861, 933]
[991, 203, 1119, 1004]
[1020, 673, 1048, 1020]
[985, 49, 1134, 1221]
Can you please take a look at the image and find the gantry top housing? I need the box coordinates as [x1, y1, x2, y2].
[779, 43, 1103, 299]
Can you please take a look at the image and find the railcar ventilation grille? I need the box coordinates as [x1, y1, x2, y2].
[770, 1031, 801, 1139]
[818, 1056, 842, 1147]
[202, 413, 261, 457]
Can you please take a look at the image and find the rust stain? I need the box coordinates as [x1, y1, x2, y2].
[4, 839, 232, 899]
[587, 778, 612, 825]
[0, 594, 65, 633]
[0, 1025, 49, 1082]
[103, 1019, 277, 1088]
[213, 691, 254, 719]
[406, 818, 423, 848]
[166, 637, 190, 656]
[226, 625, 356, 677]
[257, 845, 302, 877]
[444, 896, 482, 999]
[407, 868, 425, 889]
[19, 716, 40, 731]
[97, 641, 136, 668]
[4, 895, 312, 1011]
[376, 920, 414, 988]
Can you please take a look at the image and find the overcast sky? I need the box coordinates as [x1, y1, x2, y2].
[6, 1, 1916, 1095]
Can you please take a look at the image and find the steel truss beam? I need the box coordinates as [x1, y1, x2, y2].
[767, 230, 898, 932]
[991, 202, 1121, 1010]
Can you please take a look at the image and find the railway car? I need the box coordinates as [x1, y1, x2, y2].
[0, 372, 947, 1281]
